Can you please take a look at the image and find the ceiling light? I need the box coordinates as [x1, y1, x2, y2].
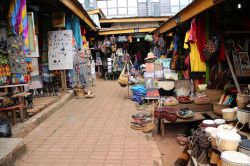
[137, 38, 140, 42]
[237, 3, 242, 9]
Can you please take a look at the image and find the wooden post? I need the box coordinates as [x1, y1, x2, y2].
[60, 70, 67, 93]
[225, 48, 242, 94]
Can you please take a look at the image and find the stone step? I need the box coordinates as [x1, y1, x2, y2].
[0, 138, 26, 166]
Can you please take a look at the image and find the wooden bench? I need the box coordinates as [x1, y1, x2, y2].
[0, 104, 27, 125]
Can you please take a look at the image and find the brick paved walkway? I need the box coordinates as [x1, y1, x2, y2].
[16, 80, 161, 166]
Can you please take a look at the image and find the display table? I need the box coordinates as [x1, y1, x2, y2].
[158, 103, 214, 138]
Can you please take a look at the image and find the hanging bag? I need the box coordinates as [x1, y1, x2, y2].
[203, 36, 220, 61]
[118, 62, 128, 87]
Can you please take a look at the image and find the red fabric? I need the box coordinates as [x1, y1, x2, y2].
[189, 18, 197, 43]
[196, 15, 207, 62]
[217, 37, 225, 61]
[80, 26, 86, 35]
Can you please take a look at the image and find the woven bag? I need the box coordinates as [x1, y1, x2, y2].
[203, 36, 220, 61]
[118, 64, 128, 87]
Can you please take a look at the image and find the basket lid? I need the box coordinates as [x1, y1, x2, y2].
[214, 119, 225, 125]
[239, 139, 250, 150]
[217, 124, 237, 133]
[221, 151, 250, 165]
[202, 120, 215, 125]
[222, 108, 236, 113]
[216, 130, 241, 141]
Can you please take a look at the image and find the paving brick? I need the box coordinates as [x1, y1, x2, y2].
[15, 80, 159, 166]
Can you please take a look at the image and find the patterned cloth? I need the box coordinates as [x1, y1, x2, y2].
[65, 15, 82, 49]
[9, 0, 29, 53]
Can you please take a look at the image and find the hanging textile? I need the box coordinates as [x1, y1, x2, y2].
[9, 0, 29, 53]
[196, 15, 206, 62]
[188, 18, 206, 72]
[65, 14, 82, 49]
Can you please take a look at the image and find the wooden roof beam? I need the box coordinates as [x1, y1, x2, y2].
[155, 0, 224, 34]
[99, 27, 156, 35]
[100, 17, 170, 23]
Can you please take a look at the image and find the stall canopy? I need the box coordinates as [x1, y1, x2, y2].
[99, 16, 169, 35]
[154, 0, 224, 34]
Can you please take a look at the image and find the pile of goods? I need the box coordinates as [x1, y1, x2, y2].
[189, 121, 250, 165]
[131, 85, 146, 104]
[177, 108, 194, 119]
[130, 103, 154, 133]
[177, 96, 193, 103]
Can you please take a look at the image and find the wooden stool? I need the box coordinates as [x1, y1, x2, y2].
[0, 104, 27, 125]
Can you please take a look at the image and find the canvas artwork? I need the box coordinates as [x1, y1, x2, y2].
[7, 36, 27, 73]
[48, 30, 73, 70]
[30, 58, 39, 76]
[27, 12, 37, 52]
[27, 35, 39, 57]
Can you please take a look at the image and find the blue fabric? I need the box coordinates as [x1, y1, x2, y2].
[131, 85, 147, 104]
[65, 14, 82, 49]
[174, 35, 179, 51]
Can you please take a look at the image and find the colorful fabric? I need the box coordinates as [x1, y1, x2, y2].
[9, 0, 29, 53]
[188, 21, 206, 72]
[66, 14, 82, 49]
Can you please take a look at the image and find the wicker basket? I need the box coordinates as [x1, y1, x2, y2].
[221, 151, 250, 166]
[216, 131, 241, 151]
[222, 108, 237, 121]
[174, 80, 190, 97]
[237, 109, 250, 127]
[213, 103, 230, 116]
[237, 94, 249, 109]
[204, 88, 223, 102]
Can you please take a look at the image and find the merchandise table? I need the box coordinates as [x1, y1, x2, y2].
[157, 103, 220, 138]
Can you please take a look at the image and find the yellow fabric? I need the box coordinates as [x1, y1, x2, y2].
[184, 31, 189, 49]
[185, 31, 206, 72]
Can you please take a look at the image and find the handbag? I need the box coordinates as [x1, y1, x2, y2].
[118, 63, 128, 87]
[203, 36, 220, 61]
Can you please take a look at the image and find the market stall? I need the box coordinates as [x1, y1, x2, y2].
[0, 0, 97, 128]
[120, 0, 250, 165]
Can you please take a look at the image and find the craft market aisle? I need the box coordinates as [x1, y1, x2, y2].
[15, 79, 161, 166]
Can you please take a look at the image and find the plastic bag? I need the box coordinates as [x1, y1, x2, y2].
[0, 119, 12, 137]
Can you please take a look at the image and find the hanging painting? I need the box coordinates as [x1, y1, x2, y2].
[7, 36, 27, 73]
[48, 30, 73, 70]
[27, 35, 39, 57]
[27, 12, 37, 52]
[30, 58, 39, 76]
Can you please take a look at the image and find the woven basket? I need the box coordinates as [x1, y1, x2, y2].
[194, 97, 211, 105]
[216, 131, 241, 151]
[221, 151, 250, 166]
[204, 88, 223, 102]
[237, 94, 249, 109]
[74, 89, 84, 97]
[213, 103, 230, 116]
[118, 67, 128, 87]
[222, 108, 236, 121]
[237, 109, 250, 127]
